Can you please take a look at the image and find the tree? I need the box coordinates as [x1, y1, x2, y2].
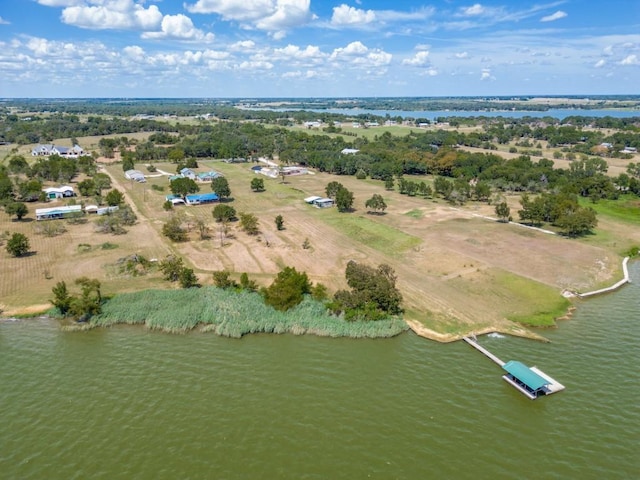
[170, 177, 199, 196]
[239, 212, 259, 235]
[212, 204, 236, 222]
[250, 177, 265, 192]
[77, 179, 96, 197]
[163, 200, 173, 211]
[262, 266, 312, 311]
[159, 255, 185, 281]
[240, 272, 258, 291]
[162, 215, 187, 242]
[6, 232, 30, 257]
[211, 177, 231, 200]
[331, 261, 403, 320]
[194, 218, 209, 240]
[365, 194, 387, 214]
[8, 155, 29, 174]
[93, 173, 112, 194]
[122, 155, 135, 172]
[213, 270, 238, 289]
[275, 214, 284, 230]
[0, 172, 14, 200]
[325, 181, 344, 199]
[5, 202, 28, 220]
[335, 187, 354, 212]
[474, 181, 491, 202]
[69, 277, 102, 320]
[384, 177, 395, 191]
[179, 268, 199, 288]
[105, 189, 124, 206]
[555, 207, 598, 237]
[495, 201, 511, 223]
[51, 281, 72, 315]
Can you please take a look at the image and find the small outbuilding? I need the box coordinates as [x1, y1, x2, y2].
[125, 170, 146, 183]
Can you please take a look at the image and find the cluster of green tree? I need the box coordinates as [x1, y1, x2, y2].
[518, 192, 598, 236]
[329, 261, 402, 320]
[325, 181, 354, 212]
[0, 113, 180, 145]
[213, 270, 258, 292]
[51, 278, 102, 321]
[212, 261, 401, 322]
[159, 255, 199, 288]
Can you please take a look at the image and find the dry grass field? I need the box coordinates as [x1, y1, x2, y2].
[2, 147, 637, 341]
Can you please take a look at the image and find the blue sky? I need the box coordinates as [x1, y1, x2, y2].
[1, 1, 639, 98]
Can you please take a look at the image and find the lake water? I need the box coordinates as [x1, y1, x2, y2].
[1, 264, 638, 479]
[251, 107, 640, 121]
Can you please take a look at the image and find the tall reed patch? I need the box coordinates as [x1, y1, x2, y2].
[93, 287, 408, 338]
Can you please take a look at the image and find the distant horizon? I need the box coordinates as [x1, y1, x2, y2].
[3, 94, 640, 101]
[1, 1, 639, 97]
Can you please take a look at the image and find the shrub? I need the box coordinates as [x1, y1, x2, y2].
[162, 215, 187, 242]
[6, 232, 30, 257]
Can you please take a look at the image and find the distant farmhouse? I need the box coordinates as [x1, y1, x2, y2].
[170, 168, 224, 183]
[31, 144, 86, 158]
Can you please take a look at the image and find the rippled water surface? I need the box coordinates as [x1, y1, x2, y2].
[2, 266, 639, 479]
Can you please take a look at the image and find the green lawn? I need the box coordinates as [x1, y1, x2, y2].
[580, 195, 640, 225]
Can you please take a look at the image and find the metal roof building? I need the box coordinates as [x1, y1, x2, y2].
[185, 192, 219, 205]
[502, 360, 550, 399]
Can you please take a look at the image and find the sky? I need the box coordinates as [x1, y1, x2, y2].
[1, 0, 639, 98]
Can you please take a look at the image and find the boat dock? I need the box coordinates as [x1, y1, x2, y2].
[462, 336, 505, 366]
[462, 335, 564, 399]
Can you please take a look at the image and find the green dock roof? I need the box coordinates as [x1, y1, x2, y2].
[502, 361, 549, 391]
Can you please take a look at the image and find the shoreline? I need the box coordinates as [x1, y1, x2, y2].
[2, 258, 634, 342]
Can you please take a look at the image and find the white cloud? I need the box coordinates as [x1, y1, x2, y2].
[329, 41, 391, 68]
[331, 41, 368, 58]
[594, 59, 606, 68]
[236, 60, 274, 71]
[461, 4, 485, 16]
[455, 52, 469, 59]
[480, 68, 494, 80]
[123, 45, 145, 61]
[60, 1, 163, 31]
[141, 14, 214, 42]
[541, 11, 567, 22]
[403, 51, 430, 66]
[36, 1, 83, 6]
[273, 44, 325, 61]
[282, 69, 318, 79]
[186, 0, 312, 34]
[331, 4, 376, 26]
[621, 54, 639, 65]
[0, 16, 10, 25]
[230, 40, 256, 51]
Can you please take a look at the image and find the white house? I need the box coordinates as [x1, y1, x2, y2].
[341, 148, 360, 155]
[43, 185, 75, 199]
[179, 168, 197, 180]
[31, 144, 85, 157]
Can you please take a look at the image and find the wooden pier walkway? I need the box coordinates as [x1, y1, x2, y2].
[462, 336, 505, 367]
